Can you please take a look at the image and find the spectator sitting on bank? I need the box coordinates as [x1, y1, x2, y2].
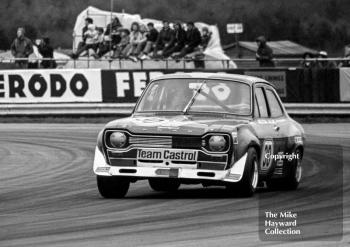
[255, 36, 274, 67]
[315, 51, 336, 68]
[338, 45, 350, 68]
[153, 20, 175, 58]
[93, 27, 106, 58]
[139, 22, 159, 60]
[105, 17, 122, 36]
[36, 37, 56, 68]
[182, 26, 212, 60]
[200, 27, 212, 50]
[77, 17, 93, 51]
[112, 29, 130, 59]
[10, 27, 34, 69]
[125, 22, 147, 62]
[173, 22, 202, 59]
[163, 22, 186, 58]
[300, 52, 315, 68]
[105, 17, 123, 48]
[72, 24, 99, 59]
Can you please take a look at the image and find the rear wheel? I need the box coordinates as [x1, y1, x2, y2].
[267, 149, 302, 190]
[97, 176, 130, 198]
[226, 147, 259, 197]
[149, 178, 181, 192]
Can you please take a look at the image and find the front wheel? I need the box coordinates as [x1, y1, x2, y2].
[149, 178, 180, 192]
[226, 147, 259, 197]
[97, 176, 130, 198]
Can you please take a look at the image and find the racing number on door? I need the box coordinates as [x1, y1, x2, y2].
[261, 140, 274, 171]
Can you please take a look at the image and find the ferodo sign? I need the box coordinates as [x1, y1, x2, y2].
[0, 69, 102, 103]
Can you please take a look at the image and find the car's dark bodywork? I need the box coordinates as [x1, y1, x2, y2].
[94, 73, 305, 191]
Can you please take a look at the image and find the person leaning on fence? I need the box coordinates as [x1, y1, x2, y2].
[315, 51, 336, 69]
[153, 20, 175, 58]
[10, 27, 34, 69]
[139, 22, 159, 60]
[36, 37, 56, 68]
[173, 22, 202, 59]
[163, 22, 186, 58]
[112, 29, 130, 59]
[338, 44, 350, 68]
[300, 52, 315, 68]
[255, 36, 274, 67]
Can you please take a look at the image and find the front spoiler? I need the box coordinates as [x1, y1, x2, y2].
[93, 147, 247, 183]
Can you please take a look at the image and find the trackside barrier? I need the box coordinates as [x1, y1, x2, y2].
[0, 68, 349, 108]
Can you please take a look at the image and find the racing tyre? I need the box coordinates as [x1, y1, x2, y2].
[226, 147, 259, 197]
[267, 149, 302, 190]
[148, 178, 181, 192]
[97, 175, 130, 198]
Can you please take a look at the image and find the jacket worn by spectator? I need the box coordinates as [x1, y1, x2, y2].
[11, 36, 33, 58]
[146, 28, 159, 42]
[256, 36, 274, 67]
[37, 37, 56, 68]
[185, 27, 201, 48]
[201, 32, 212, 50]
[156, 28, 175, 47]
[105, 21, 122, 36]
[174, 28, 186, 47]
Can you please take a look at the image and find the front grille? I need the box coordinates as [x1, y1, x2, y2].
[128, 135, 172, 148]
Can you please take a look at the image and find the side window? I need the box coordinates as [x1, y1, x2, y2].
[255, 87, 268, 118]
[266, 89, 284, 118]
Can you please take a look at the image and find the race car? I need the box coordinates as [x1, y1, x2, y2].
[93, 73, 305, 198]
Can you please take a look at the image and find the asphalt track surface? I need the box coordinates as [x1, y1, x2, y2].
[0, 123, 349, 247]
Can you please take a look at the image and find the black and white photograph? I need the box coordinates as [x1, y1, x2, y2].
[0, 0, 349, 246]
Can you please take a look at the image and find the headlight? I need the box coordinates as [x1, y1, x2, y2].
[208, 135, 226, 152]
[109, 132, 128, 148]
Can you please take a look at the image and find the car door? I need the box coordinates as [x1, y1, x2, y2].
[264, 86, 289, 176]
[252, 85, 279, 176]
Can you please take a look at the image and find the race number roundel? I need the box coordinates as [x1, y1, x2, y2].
[212, 83, 230, 101]
[260, 140, 274, 171]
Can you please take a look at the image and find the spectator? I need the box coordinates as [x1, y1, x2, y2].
[93, 27, 106, 58]
[72, 24, 99, 59]
[153, 20, 175, 58]
[255, 36, 274, 67]
[36, 37, 56, 68]
[10, 27, 34, 68]
[316, 51, 336, 68]
[200, 27, 212, 50]
[112, 29, 130, 58]
[338, 45, 350, 67]
[139, 22, 159, 60]
[173, 22, 201, 59]
[183, 26, 212, 60]
[163, 22, 186, 58]
[105, 17, 122, 36]
[300, 52, 315, 68]
[125, 22, 146, 61]
[77, 17, 93, 51]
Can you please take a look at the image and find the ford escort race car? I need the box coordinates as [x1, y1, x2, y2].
[93, 73, 305, 198]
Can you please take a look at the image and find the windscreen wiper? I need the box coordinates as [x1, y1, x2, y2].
[183, 81, 206, 114]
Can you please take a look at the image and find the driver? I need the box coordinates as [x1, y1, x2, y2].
[164, 82, 194, 111]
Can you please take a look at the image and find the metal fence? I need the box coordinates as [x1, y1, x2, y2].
[1, 57, 349, 70]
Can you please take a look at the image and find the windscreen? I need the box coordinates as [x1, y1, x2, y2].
[136, 78, 251, 115]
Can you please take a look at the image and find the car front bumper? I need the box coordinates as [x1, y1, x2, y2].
[93, 147, 247, 183]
